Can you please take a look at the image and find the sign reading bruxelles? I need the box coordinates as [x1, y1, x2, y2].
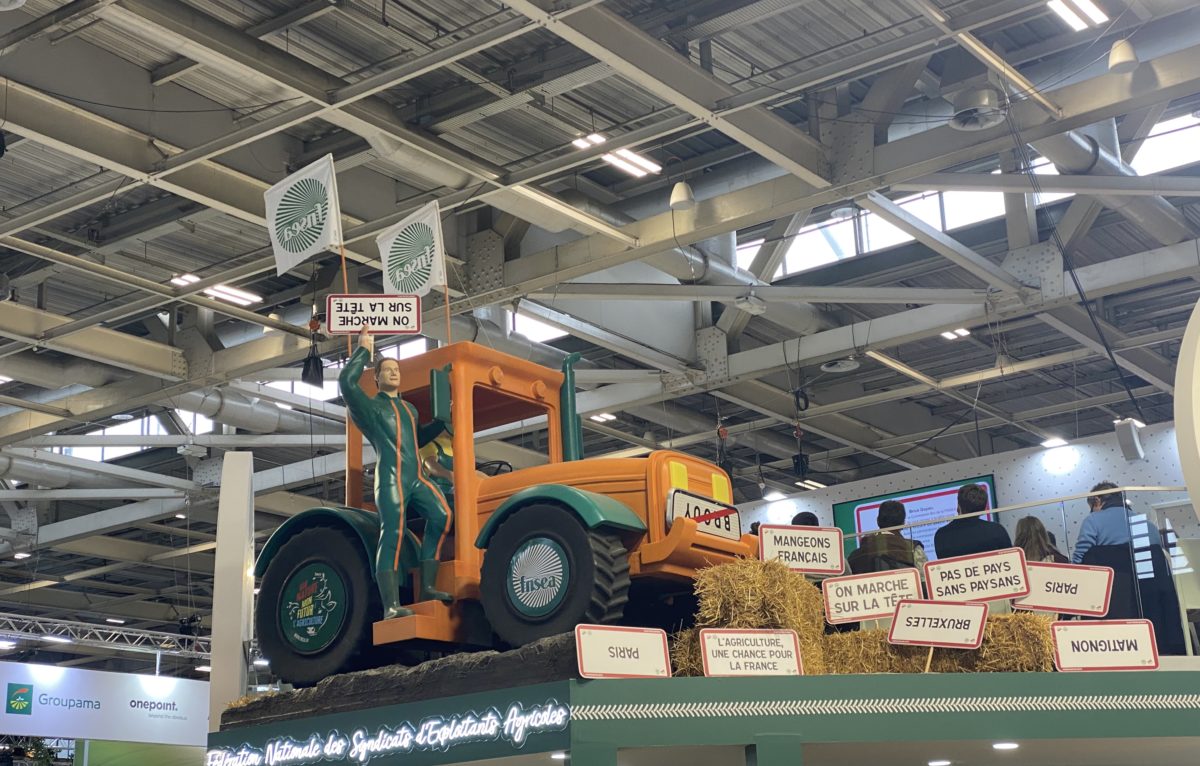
[205, 699, 570, 766]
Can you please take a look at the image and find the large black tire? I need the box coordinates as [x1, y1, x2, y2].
[255, 526, 378, 687]
[480, 504, 630, 647]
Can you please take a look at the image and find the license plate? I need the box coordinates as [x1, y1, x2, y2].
[668, 489, 742, 541]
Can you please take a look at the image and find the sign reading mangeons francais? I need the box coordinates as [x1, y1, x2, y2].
[205, 700, 569, 766]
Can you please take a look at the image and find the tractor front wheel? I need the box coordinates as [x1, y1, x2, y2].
[255, 526, 377, 687]
[480, 504, 630, 647]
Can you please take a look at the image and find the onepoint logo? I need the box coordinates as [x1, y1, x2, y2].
[6, 683, 32, 715]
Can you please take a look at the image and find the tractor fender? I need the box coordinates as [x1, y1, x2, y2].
[475, 484, 646, 549]
[254, 506, 419, 582]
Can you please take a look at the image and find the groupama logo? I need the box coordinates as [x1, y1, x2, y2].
[6, 683, 32, 715]
[273, 177, 329, 254]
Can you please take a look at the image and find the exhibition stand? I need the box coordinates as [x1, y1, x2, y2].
[208, 671, 1200, 766]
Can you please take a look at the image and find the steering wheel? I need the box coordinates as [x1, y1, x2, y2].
[477, 460, 513, 477]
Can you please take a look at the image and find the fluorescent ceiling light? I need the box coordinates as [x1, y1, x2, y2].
[0, 376, 11, 384]
[992, 742, 1020, 751]
[763, 491, 786, 502]
[41, 635, 72, 644]
[928, 761, 952, 766]
[253, 658, 270, 667]
[571, 138, 591, 149]
[12, 552, 30, 560]
[175, 513, 188, 520]
[940, 331, 959, 340]
[1070, 0, 1108, 24]
[0, 641, 15, 651]
[805, 480, 827, 489]
[171, 273, 201, 287]
[105, 618, 126, 625]
[1047, 0, 1088, 30]
[1041, 437, 1068, 448]
[195, 665, 212, 673]
[600, 153, 647, 177]
[550, 754, 568, 761]
[613, 147, 662, 174]
[954, 328, 970, 337]
[204, 284, 262, 306]
[586, 133, 605, 145]
[589, 413, 617, 422]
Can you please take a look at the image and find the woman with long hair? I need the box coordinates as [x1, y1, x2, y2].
[1015, 516, 1068, 563]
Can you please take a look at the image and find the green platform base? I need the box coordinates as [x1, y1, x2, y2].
[207, 671, 1200, 766]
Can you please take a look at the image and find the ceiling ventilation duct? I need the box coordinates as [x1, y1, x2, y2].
[949, 87, 1007, 132]
[0, 0, 27, 10]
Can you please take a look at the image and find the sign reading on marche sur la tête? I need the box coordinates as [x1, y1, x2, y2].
[1014, 562, 1114, 617]
[325, 294, 422, 335]
[758, 525, 845, 575]
[924, 547, 1030, 602]
[575, 624, 672, 679]
[887, 599, 989, 649]
[823, 569, 923, 624]
[1051, 619, 1160, 671]
[699, 629, 803, 677]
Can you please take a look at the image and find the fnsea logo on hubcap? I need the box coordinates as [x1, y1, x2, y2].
[507, 538, 569, 618]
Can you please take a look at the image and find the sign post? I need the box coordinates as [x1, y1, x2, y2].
[823, 569, 923, 624]
[1014, 562, 1114, 616]
[326, 294, 422, 335]
[575, 625, 671, 679]
[924, 547, 1030, 603]
[1051, 619, 1159, 671]
[698, 629, 803, 677]
[758, 525, 844, 575]
[888, 599, 989, 652]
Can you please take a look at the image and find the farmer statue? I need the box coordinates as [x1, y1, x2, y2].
[339, 325, 453, 618]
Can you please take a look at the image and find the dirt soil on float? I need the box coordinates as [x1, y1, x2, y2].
[222, 633, 577, 729]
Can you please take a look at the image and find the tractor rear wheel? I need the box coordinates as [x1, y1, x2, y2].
[480, 504, 630, 647]
[255, 526, 377, 687]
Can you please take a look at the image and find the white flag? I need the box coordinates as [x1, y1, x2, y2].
[377, 201, 445, 297]
[265, 154, 342, 276]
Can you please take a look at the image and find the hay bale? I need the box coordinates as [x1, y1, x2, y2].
[670, 628, 703, 677]
[820, 611, 1054, 674]
[823, 630, 927, 674]
[692, 559, 827, 675]
[931, 611, 1055, 673]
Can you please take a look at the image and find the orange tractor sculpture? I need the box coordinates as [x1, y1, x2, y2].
[254, 341, 756, 686]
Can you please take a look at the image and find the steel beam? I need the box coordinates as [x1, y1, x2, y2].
[858, 192, 1026, 291]
[1038, 307, 1177, 394]
[150, 0, 341, 86]
[0, 489, 188, 501]
[526, 283, 992, 304]
[896, 173, 1200, 196]
[716, 212, 811, 339]
[0, 0, 116, 57]
[501, 0, 830, 188]
[0, 301, 185, 379]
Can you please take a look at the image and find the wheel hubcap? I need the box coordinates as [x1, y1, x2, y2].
[279, 562, 348, 653]
[506, 537, 569, 618]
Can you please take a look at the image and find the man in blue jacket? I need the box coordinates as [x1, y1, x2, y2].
[1073, 481, 1160, 563]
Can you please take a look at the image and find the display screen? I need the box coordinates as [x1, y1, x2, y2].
[832, 475, 997, 561]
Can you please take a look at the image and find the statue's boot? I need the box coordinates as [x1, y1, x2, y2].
[418, 559, 453, 603]
[377, 567, 413, 619]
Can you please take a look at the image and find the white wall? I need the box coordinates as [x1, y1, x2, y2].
[742, 422, 1194, 554]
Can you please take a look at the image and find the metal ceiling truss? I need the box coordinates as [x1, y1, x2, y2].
[0, 611, 209, 659]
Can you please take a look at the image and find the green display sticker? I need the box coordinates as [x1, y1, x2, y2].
[507, 537, 569, 618]
[5, 683, 32, 716]
[280, 563, 348, 653]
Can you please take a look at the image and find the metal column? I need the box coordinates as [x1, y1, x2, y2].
[208, 451, 255, 732]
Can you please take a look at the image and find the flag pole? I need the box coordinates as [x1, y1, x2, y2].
[443, 284, 452, 345]
[338, 242, 352, 356]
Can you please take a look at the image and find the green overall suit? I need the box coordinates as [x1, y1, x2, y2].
[339, 346, 453, 618]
